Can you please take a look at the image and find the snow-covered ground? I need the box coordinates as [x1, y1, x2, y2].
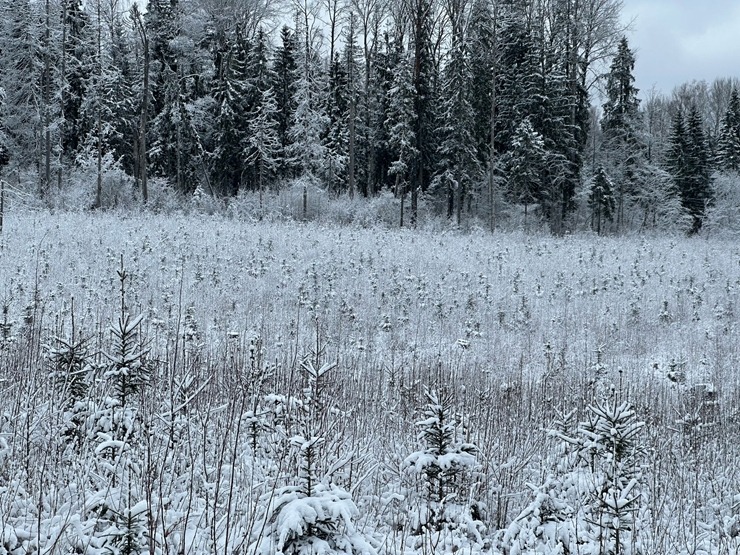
[0, 211, 739, 554]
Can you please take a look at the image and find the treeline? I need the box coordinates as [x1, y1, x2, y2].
[0, 0, 738, 233]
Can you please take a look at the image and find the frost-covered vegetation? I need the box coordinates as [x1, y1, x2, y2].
[1, 0, 740, 236]
[1, 210, 740, 554]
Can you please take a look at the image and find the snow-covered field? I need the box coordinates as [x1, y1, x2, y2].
[1, 211, 739, 554]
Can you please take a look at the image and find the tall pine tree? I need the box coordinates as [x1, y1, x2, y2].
[273, 26, 299, 180]
[684, 105, 712, 232]
[435, 37, 480, 225]
[601, 37, 642, 231]
[666, 107, 712, 233]
[716, 88, 740, 172]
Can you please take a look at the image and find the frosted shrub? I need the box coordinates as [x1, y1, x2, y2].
[501, 477, 578, 555]
[92, 498, 150, 555]
[190, 184, 223, 215]
[55, 149, 138, 211]
[145, 176, 184, 214]
[704, 172, 740, 236]
[281, 177, 327, 222]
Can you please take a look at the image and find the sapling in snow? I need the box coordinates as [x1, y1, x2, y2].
[249, 435, 376, 555]
[104, 258, 151, 408]
[404, 389, 480, 534]
[505, 401, 646, 555]
[48, 331, 96, 448]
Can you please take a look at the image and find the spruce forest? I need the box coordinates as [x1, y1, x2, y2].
[1, 0, 740, 554]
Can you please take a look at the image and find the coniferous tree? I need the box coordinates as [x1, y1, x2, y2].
[589, 166, 616, 234]
[0, 0, 42, 168]
[94, 7, 137, 177]
[105, 261, 151, 407]
[243, 27, 279, 193]
[467, 0, 499, 229]
[273, 26, 299, 180]
[684, 105, 712, 232]
[406, 0, 438, 226]
[538, 58, 581, 232]
[496, 6, 580, 231]
[496, 11, 540, 152]
[502, 118, 547, 222]
[665, 107, 713, 233]
[146, 0, 179, 117]
[147, 0, 197, 191]
[342, 12, 362, 198]
[61, 0, 93, 160]
[665, 109, 688, 199]
[245, 88, 281, 207]
[435, 39, 480, 225]
[212, 32, 251, 196]
[467, 0, 496, 166]
[404, 389, 478, 529]
[323, 51, 349, 193]
[716, 88, 740, 172]
[602, 39, 640, 136]
[601, 37, 642, 231]
[580, 401, 645, 555]
[362, 31, 396, 196]
[386, 50, 417, 226]
[288, 7, 328, 185]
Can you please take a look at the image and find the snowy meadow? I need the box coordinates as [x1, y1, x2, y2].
[1, 211, 740, 554]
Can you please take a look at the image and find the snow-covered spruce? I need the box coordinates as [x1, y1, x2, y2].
[249, 436, 376, 555]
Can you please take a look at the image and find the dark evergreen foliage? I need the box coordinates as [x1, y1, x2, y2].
[716, 88, 740, 172]
[601, 37, 643, 231]
[588, 166, 616, 234]
[61, 0, 92, 158]
[211, 32, 251, 196]
[0, 0, 733, 233]
[666, 107, 712, 233]
[602, 38, 640, 137]
[273, 27, 299, 179]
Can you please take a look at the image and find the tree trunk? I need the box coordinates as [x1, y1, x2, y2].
[488, 2, 498, 232]
[96, 110, 103, 208]
[348, 95, 356, 199]
[132, 6, 150, 204]
[400, 188, 405, 228]
[60, 0, 67, 190]
[456, 182, 463, 226]
[303, 183, 308, 221]
[95, 0, 103, 209]
[0, 178, 4, 235]
[258, 160, 264, 221]
[447, 183, 453, 219]
[411, 181, 418, 227]
[42, 0, 51, 199]
[140, 46, 150, 204]
[176, 105, 183, 192]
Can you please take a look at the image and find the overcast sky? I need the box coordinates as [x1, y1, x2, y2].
[621, 0, 740, 95]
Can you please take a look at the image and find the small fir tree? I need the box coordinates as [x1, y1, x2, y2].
[404, 389, 478, 531]
[104, 259, 150, 407]
[579, 401, 645, 555]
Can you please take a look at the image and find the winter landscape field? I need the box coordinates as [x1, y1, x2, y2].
[1, 209, 739, 554]
[2, 0, 740, 551]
